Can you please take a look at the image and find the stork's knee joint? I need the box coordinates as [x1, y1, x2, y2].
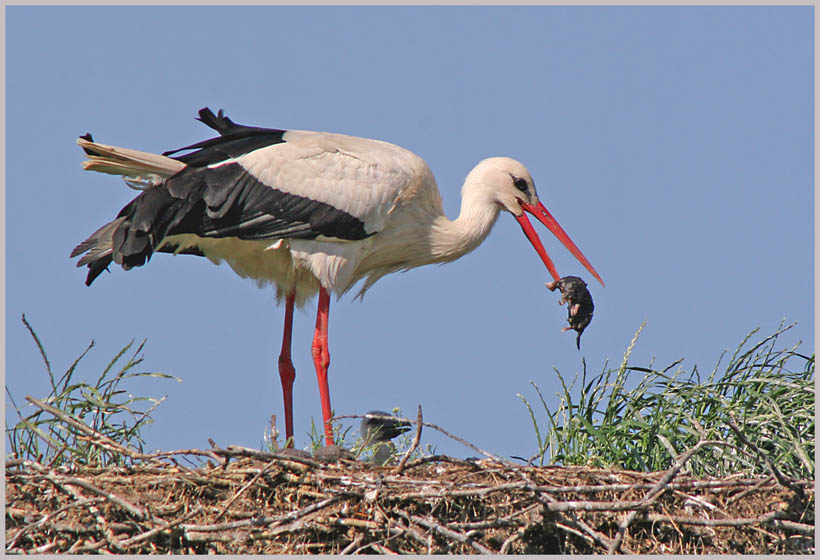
[311, 340, 330, 370]
[278, 355, 295, 383]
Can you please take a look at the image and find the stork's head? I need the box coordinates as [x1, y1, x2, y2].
[360, 411, 411, 444]
[467, 157, 604, 286]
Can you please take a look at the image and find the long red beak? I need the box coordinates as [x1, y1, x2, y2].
[515, 201, 604, 286]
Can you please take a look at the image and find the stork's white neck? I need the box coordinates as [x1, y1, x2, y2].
[429, 182, 502, 262]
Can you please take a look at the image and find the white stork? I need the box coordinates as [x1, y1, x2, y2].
[71, 108, 604, 447]
[360, 411, 412, 465]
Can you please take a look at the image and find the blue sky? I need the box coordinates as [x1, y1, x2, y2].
[5, 6, 814, 460]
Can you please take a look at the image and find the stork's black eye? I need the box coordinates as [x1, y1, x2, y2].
[513, 177, 529, 193]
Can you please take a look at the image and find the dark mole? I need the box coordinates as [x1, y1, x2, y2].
[546, 275, 594, 350]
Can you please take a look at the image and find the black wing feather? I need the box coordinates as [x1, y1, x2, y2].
[73, 107, 373, 285]
[163, 108, 287, 167]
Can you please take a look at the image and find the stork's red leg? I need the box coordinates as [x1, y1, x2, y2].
[311, 287, 333, 446]
[278, 293, 296, 447]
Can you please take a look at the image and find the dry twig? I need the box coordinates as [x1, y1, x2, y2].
[5, 426, 813, 554]
[393, 405, 423, 474]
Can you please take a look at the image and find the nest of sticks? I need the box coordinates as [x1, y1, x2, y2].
[6, 441, 814, 555]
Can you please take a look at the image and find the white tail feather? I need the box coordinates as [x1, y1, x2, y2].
[77, 137, 185, 178]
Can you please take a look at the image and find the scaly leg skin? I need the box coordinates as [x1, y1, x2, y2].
[278, 293, 296, 447]
[311, 287, 334, 446]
